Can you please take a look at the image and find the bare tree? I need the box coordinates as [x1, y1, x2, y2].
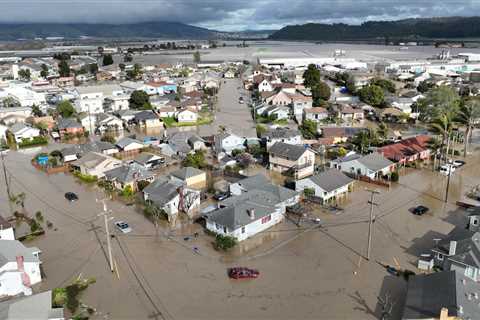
[377, 292, 396, 320]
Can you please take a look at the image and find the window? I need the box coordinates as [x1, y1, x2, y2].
[241, 227, 245, 234]
[223, 226, 227, 233]
[215, 223, 220, 230]
[261, 215, 271, 224]
[437, 253, 444, 261]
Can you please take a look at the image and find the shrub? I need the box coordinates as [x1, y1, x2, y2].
[18, 136, 48, 148]
[303, 188, 315, 197]
[35, 211, 44, 223]
[73, 171, 98, 183]
[120, 185, 134, 198]
[390, 171, 399, 182]
[214, 234, 237, 251]
[137, 180, 150, 191]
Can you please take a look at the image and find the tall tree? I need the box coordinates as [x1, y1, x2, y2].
[18, 69, 31, 81]
[456, 98, 480, 157]
[311, 81, 331, 105]
[58, 59, 70, 77]
[429, 113, 454, 164]
[193, 51, 201, 64]
[102, 54, 114, 66]
[303, 64, 321, 88]
[40, 64, 48, 78]
[418, 85, 460, 121]
[57, 100, 76, 118]
[358, 85, 385, 107]
[129, 90, 151, 110]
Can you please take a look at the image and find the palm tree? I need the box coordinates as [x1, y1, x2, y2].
[455, 98, 480, 157]
[426, 137, 442, 171]
[429, 114, 453, 164]
[376, 122, 389, 141]
[352, 129, 378, 154]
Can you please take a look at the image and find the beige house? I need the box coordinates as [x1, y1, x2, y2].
[265, 91, 293, 106]
[269, 142, 315, 179]
[170, 167, 207, 189]
[70, 152, 122, 178]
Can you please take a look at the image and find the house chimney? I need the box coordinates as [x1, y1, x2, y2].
[248, 209, 255, 220]
[449, 241, 457, 256]
[439, 308, 448, 320]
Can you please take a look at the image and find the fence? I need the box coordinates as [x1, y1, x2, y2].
[345, 172, 390, 188]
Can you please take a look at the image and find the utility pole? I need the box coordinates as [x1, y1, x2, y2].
[98, 199, 114, 272]
[445, 163, 453, 203]
[1, 150, 13, 215]
[366, 189, 380, 261]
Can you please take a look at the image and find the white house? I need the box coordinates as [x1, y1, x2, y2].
[3, 86, 46, 107]
[260, 127, 302, 150]
[296, 169, 353, 204]
[74, 87, 104, 114]
[0, 290, 64, 319]
[116, 137, 144, 152]
[0, 217, 15, 240]
[0, 240, 42, 297]
[9, 123, 41, 144]
[214, 132, 246, 156]
[204, 174, 299, 241]
[330, 152, 394, 179]
[304, 107, 329, 123]
[258, 79, 273, 92]
[176, 109, 198, 123]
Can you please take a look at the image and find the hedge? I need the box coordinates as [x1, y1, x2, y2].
[18, 136, 48, 148]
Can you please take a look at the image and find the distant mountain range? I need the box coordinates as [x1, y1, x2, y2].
[269, 17, 480, 41]
[0, 22, 278, 41]
[0, 22, 219, 40]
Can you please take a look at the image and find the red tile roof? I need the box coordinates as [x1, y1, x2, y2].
[379, 135, 431, 161]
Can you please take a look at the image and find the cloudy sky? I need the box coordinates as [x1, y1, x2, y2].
[0, 0, 478, 31]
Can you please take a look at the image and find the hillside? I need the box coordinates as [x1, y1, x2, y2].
[0, 21, 219, 40]
[269, 17, 480, 41]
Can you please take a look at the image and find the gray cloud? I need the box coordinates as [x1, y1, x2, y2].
[0, 0, 478, 30]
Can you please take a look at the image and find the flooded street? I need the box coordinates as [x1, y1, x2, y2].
[0, 139, 479, 319]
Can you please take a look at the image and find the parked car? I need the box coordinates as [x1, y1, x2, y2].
[228, 267, 259, 279]
[64, 192, 78, 202]
[439, 164, 455, 176]
[213, 192, 230, 201]
[452, 160, 466, 168]
[412, 205, 429, 216]
[115, 221, 132, 234]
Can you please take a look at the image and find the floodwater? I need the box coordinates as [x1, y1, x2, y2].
[0, 135, 479, 319]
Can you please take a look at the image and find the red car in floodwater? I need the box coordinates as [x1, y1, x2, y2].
[228, 267, 260, 279]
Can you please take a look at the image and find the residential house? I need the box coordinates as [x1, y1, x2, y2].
[70, 152, 122, 178]
[266, 91, 292, 106]
[0, 216, 14, 241]
[0, 290, 64, 320]
[402, 270, 480, 320]
[9, 123, 40, 144]
[258, 79, 273, 92]
[296, 169, 354, 204]
[0, 240, 42, 297]
[291, 93, 313, 122]
[133, 110, 162, 128]
[95, 113, 123, 133]
[337, 105, 364, 122]
[56, 118, 84, 138]
[418, 228, 480, 282]
[133, 153, 165, 170]
[74, 86, 104, 114]
[223, 70, 235, 78]
[0, 107, 32, 125]
[261, 127, 302, 150]
[170, 167, 207, 189]
[330, 152, 395, 179]
[103, 163, 155, 191]
[269, 142, 315, 179]
[60, 141, 118, 162]
[116, 109, 140, 124]
[164, 132, 205, 157]
[116, 137, 144, 153]
[204, 174, 300, 241]
[321, 127, 365, 144]
[304, 107, 329, 123]
[379, 135, 431, 165]
[214, 132, 246, 156]
[143, 177, 201, 219]
[263, 105, 290, 120]
[176, 109, 198, 123]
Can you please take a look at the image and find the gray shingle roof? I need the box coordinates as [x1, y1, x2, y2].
[0, 240, 40, 267]
[57, 117, 82, 130]
[305, 169, 353, 193]
[116, 137, 143, 149]
[61, 141, 117, 158]
[229, 174, 299, 203]
[170, 167, 204, 180]
[357, 152, 393, 171]
[104, 163, 154, 184]
[402, 270, 480, 320]
[0, 290, 64, 320]
[9, 123, 28, 134]
[261, 127, 300, 139]
[143, 177, 183, 207]
[269, 142, 310, 161]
